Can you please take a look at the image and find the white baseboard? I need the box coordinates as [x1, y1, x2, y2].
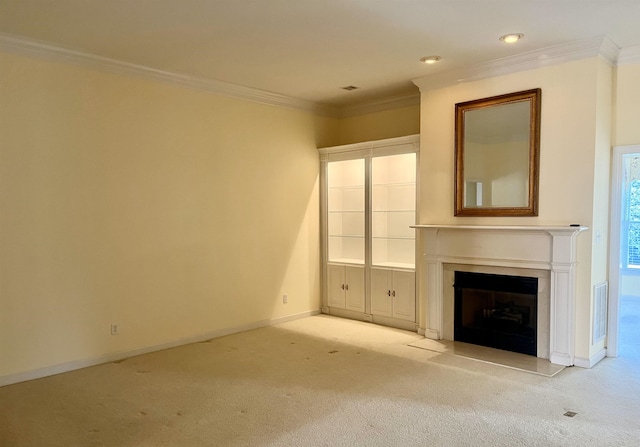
[0, 309, 320, 388]
[370, 314, 418, 332]
[549, 352, 573, 366]
[574, 348, 607, 368]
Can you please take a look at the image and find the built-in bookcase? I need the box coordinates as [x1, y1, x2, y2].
[319, 135, 418, 331]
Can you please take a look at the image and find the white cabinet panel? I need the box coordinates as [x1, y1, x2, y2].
[327, 264, 364, 312]
[327, 264, 346, 308]
[371, 269, 393, 317]
[345, 266, 365, 312]
[371, 268, 415, 322]
[392, 270, 416, 321]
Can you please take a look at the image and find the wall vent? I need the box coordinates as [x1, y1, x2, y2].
[593, 281, 608, 343]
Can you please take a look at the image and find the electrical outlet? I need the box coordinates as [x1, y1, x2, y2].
[283, 294, 288, 304]
[110, 324, 119, 335]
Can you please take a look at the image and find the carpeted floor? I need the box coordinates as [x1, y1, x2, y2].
[620, 294, 640, 358]
[1, 314, 639, 446]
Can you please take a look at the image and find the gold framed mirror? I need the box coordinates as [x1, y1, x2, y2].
[454, 88, 541, 216]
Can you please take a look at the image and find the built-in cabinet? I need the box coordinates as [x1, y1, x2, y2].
[327, 264, 365, 312]
[319, 135, 418, 331]
[370, 268, 416, 321]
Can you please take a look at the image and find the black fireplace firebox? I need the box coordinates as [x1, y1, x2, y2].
[454, 271, 538, 356]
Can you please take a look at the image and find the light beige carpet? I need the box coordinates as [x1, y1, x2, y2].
[1, 315, 639, 446]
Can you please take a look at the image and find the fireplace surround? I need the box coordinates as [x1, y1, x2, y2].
[412, 224, 588, 366]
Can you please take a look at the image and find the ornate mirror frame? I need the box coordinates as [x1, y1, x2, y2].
[454, 88, 541, 216]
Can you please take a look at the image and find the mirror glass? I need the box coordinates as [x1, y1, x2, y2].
[455, 89, 541, 216]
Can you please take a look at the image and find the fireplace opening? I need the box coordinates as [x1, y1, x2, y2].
[454, 271, 538, 356]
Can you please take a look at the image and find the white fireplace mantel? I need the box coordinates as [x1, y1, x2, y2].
[412, 224, 589, 366]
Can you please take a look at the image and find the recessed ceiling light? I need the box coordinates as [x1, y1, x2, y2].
[499, 33, 524, 44]
[420, 55, 441, 64]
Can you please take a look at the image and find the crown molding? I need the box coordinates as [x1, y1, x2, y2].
[0, 32, 339, 117]
[5, 32, 633, 119]
[336, 92, 421, 118]
[413, 35, 620, 92]
[599, 36, 622, 65]
[618, 45, 640, 65]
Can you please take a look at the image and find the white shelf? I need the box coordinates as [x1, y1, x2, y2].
[372, 236, 415, 240]
[411, 224, 589, 232]
[372, 181, 415, 187]
[372, 261, 415, 270]
[328, 258, 365, 265]
[329, 185, 365, 189]
[372, 237, 415, 267]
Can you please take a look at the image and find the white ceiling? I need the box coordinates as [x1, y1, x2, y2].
[2, 0, 640, 108]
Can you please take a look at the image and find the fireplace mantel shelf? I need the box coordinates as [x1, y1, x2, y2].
[412, 224, 589, 233]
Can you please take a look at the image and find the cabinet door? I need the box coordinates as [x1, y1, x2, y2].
[327, 264, 346, 309]
[392, 271, 416, 321]
[345, 265, 365, 312]
[370, 268, 393, 317]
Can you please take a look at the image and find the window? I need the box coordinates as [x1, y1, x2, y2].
[623, 155, 640, 269]
[626, 179, 640, 268]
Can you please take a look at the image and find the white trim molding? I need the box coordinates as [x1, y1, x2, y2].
[413, 36, 620, 92]
[2, 32, 634, 117]
[0, 309, 320, 387]
[618, 45, 640, 65]
[0, 32, 338, 117]
[337, 92, 421, 118]
[574, 348, 607, 369]
[0, 32, 418, 118]
[607, 145, 640, 359]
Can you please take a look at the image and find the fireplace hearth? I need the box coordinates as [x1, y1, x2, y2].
[454, 271, 538, 356]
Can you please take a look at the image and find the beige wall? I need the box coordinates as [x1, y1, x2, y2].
[415, 57, 611, 361]
[0, 50, 323, 380]
[0, 45, 421, 383]
[588, 59, 614, 357]
[333, 104, 420, 146]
